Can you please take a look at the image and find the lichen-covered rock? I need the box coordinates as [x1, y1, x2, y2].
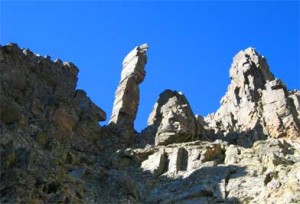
[204, 48, 300, 145]
[146, 89, 198, 145]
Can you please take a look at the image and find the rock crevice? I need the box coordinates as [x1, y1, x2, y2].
[204, 48, 300, 146]
[1, 43, 299, 204]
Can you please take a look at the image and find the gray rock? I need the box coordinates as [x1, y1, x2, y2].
[109, 44, 148, 138]
[147, 89, 198, 145]
[141, 148, 166, 176]
[262, 79, 300, 139]
[0, 43, 107, 204]
[289, 90, 300, 121]
[2, 43, 300, 204]
[0, 96, 22, 124]
[167, 147, 189, 174]
[204, 47, 300, 145]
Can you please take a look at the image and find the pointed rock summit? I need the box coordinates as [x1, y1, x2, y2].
[1, 43, 300, 204]
[205, 48, 300, 145]
[147, 90, 198, 145]
[109, 44, 148, 134]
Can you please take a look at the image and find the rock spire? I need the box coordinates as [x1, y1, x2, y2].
[1, 43, 300, 204]
[109, 44, 148, 133]
[204, 48, 300, 146]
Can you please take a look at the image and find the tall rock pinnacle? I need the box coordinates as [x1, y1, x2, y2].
[1, 43, 300, 204]
[109, 44, 148, 133]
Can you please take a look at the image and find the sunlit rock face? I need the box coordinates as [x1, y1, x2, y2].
[204, 48, 300, 146]
[109, 44, 148, 138]
[146, 89, 198, 146]
[1, 43, 299, 204]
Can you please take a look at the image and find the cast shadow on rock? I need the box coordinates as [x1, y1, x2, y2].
[136, 121, 267, 149]
[95, 147, 247, 204]
[201, 121, 268, 148]
[142, 165, 247, 203]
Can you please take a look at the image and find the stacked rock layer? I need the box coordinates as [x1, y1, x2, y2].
[0, 43, 299, 204]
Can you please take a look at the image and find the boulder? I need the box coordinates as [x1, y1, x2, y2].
[147, 90, 198, 145]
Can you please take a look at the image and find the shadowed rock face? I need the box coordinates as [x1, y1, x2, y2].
[204, 48, 300, 145]
[1, 43, 299, 204]
[109, 44, 148, 135]
[0, 43, 106, 129]
[0, 43, 107, 204]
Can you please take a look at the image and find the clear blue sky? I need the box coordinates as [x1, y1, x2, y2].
[1, 1, 299, 131]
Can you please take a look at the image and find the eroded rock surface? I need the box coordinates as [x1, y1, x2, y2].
[145, 90, 198, 146]
[109, 44, 148, 135]
[289, 90, 300, 121]
[1, 44, 299, 204]
[131, 138, 300, 203]
[204, 48, 300, 146]
[0, 43, 106, 203]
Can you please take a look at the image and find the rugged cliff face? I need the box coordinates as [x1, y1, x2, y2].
[204, 48, 300, 147]
[0, 43, 299, 203]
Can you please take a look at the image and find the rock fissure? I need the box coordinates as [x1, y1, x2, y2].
[1, 43, 299, 203]
[109, 44, 148, 135]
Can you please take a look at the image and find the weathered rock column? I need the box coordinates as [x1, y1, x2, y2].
[109, 44, 148, 134]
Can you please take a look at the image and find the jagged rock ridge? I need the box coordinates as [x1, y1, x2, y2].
[0, 43, 299, 204]
[0, 43, 108, 203]
[204, 48, 300, 146]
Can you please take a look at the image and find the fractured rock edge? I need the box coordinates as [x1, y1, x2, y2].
[109, 43, 148, 139]
[1, 43, 300, 204]
[204, 48, 300, 146]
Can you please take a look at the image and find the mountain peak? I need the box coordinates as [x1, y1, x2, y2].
[205, 48, 299, 146]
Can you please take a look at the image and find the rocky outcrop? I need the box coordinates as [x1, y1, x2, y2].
[205, 48, 300, 146]
[0, 43, 106, 203]
[1, 43, 300, 204]
[0, 43, 106, 128]
[224, 138, 300, 203]
[141, 148, 166, 176]
[109, 44, 148, 135]
[145, 90, 198, 145]
[289, 90, 300, 121]
[131, 138, 300, 203]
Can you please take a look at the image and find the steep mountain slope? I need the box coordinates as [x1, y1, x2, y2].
[0, 43, 299, 203]
[204, 48, 300, 147]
